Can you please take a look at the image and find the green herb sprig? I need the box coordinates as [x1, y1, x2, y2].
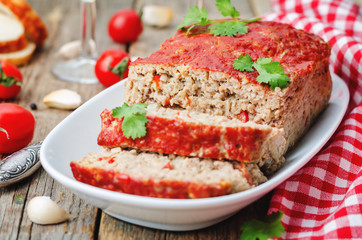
[14, 195, 25, 204]
[178, 0, 260, 37]
[240, 211, 285, 240]
[233, 54, 290, 90]
[112, 103, 148, 140]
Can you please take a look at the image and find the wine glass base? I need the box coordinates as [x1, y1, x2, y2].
[51, 57, 98, 84]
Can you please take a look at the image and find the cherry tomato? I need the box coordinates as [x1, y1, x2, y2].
[0, 60, 23, 99]
[108, 9, 143, 44]
[0, 103, 35, 154]
[95, 49, 131, 87]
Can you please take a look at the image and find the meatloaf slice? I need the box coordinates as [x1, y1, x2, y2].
[124, 21, 332, 151]
[70, 148, 267, 199]
[98, 103, 286, 171]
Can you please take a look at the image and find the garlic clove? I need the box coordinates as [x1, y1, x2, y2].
[141, 5, 174, 28]
[27, 196, 71, 225]
[43, 89, 82, 110]
[58, 40, 96, 60]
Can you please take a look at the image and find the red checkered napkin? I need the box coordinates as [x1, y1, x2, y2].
[263, 0, 362, 239]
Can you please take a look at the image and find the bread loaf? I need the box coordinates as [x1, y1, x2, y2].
[0, 0, 48, 47]
[0, 14, 27, 53]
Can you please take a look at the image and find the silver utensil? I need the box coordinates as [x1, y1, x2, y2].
[0, 141, 42, 187]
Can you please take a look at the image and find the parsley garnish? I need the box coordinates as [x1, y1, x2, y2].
[0, 127, 9, 139]
[233, 54, 290, 90]
[233, 54, 254, 72]
[178, 0, 260, 37]
[14, 195, 24, 204]
[112, 103, 148, 140]
[177, 6, 210, 35]
[209, 21, 248, 37]
[216, 0, 240, 18]
[240, 211, 285, 240]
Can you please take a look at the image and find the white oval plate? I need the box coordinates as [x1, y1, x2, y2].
[40, 73, 349, 231]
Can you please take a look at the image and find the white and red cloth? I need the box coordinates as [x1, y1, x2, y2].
[263, 0, 362, 239]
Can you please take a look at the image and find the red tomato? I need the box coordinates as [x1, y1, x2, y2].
[95, 49, 131, 87]
[0, 60, 23, 99]
[0, 103, 35, 154]
[108, 9, 143, 44]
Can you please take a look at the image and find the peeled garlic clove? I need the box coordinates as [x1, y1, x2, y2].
[58, 40, 96, 60]
[142, 5, 174, 28]
[27, 196, 71, 225]
[43, 89, 82, 110]
[58, 41, 81, 60]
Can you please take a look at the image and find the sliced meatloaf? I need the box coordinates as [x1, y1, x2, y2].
[70, 147, 267, 199]
[124, 21, 332, 150]
[98, 103, 286, 172]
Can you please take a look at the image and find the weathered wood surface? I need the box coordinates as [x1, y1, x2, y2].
[0, 0, 273, 239]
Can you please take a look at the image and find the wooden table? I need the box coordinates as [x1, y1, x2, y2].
[1, 0, 284, 239]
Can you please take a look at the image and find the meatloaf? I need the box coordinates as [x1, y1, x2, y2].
[98, 103, 286, 172]
[124, 21, 332, 150]
[70, 147, 267, 199]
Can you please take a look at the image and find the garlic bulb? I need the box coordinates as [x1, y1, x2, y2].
[58, 40, 96, 60]
[27, 196, 71, 225]
[142, 5, 174, 28]
[43, 89, 82, 110]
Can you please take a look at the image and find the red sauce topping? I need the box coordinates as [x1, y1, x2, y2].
[132, 21, 330, 84]
[70, 162, 232, 199]
[98, 109, 269, 162]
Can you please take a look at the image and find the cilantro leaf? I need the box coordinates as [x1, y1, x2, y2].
[209, 21, 248, 37]
[233, 54, 254, 72]
[240, 211, 285, 240]
[112, 103, 148, 140]
[216, 0, 240, 18]
[233, 55, 290, 90]
[253, 57, 289, 90]
[178, 6, 210, 30]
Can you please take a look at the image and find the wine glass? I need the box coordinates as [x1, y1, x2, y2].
[51, 0, 98, 84]
[187, 0, 204, 9]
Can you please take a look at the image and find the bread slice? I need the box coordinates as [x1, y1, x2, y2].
[0, 41, 36, 66]
[124, 21, 332, 151]
[70, 148, 267, 199]
[0, 0, 48, 47]
[98, 103, 286, 172]
[0, 14, 27, 53]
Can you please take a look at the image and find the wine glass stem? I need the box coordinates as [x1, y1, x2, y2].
[81, 0, 97, 59]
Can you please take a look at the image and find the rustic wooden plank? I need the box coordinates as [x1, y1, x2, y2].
[0, 0, 129, 239]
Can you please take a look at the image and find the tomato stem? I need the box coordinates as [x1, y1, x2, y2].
[0, 127, 10, 139]
[0, 62, 22, 88]
[108, 57, 129, 78]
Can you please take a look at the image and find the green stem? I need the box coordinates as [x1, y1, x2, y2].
[0, 127, 9, 139]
